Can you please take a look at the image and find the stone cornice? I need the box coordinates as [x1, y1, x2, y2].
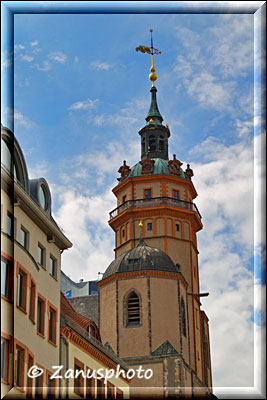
[98, 270, 188, 289]
[2, 168, 72, 250]
[112, 174, 198, 199]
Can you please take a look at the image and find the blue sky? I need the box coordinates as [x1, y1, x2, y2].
[1, 1, 266, 397]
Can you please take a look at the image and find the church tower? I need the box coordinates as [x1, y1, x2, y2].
[98, 31, 213, 398]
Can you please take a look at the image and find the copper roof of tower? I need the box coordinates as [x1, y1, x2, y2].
[102, 238, 178, 280]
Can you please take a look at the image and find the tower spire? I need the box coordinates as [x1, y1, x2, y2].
[136, 30, 170, 161]
[136, 29, 161, 87]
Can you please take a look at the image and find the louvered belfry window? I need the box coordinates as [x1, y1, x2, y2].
[127, 292, 140, 325]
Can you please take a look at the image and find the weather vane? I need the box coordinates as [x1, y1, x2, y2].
[136, 29, 162, 86]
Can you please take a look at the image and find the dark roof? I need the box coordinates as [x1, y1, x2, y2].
[103, 238, 178, 280]
[60, 292, 101, 341]
[61, 270, 89, 289]
[145, 86, 163, 125]
[151, 340, 178, 357]
[68, 294, 99, 327]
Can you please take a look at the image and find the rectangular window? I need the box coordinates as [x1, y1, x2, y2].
[15, 345, 24, 387]
[122, 229, 125, 238]
[116, 388, 124, 399]
[1, 338, 7, 381]
[1, 258, 12, 300]
[35, 368, 44, 398]
[107, 382, 114, 399]
[29, 280, 36, 322]
[96, 379, 105, 399]
[147, 222, 152, 231]
[49, 256, 57, 278]
[175, 224, 180, 232]
[6, 212, 13, 237]
[48, 306, 57, 344]
[74, 359, 84, 397]
[144, 189, 152, 200]
[27, 354, 34, 397]
[37, 244, 45, 267]
[86, 369, 95, 399]
[17, 269, 27, 311]
[37, 296, 45, 336]
[20, 227, 28, 249]
[173, 190, 179, 200]
[47, 372, 56, 398]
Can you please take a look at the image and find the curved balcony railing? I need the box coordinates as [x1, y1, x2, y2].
[109, 196, 202, 221]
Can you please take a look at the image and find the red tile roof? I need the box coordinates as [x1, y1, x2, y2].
[61, 292, 101, 342]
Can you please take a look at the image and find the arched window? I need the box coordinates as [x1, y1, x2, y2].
[181, 297, 186, 337]
[87, 325, 96, 338]
[1, 129, 29, 191]
[127, 291, 140, 326]
[148, 135, 156, 152]
[142, 138, 145, 155]
[1, 138, 12, 173]
[159, 135, 165, 152]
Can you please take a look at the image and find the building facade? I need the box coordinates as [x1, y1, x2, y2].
[1, 125, 130, 399]
[60, 293, 130, 399]
[98, 60, 213, 398]
[61, 270, 98, 298]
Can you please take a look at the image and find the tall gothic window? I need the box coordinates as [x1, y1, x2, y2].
[181, 297, 186, 337]
[127, 291, 140, 326]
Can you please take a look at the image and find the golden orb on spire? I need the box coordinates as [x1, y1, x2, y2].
[136, 29, 161, 87]
[149, 66, 157, 84]
[139, 220, 143, 228]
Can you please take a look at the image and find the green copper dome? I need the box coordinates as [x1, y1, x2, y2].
[128, 158, 189, 179]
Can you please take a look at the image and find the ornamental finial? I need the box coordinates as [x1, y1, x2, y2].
[136, 29, 161, 87]
[138, 220, 144, 242]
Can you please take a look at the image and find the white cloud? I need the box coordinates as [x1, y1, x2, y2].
[35, 51, 67, 71]
[173, 14, 254, 116]
[54, 188, 115, 282]
[35, 60, 52, 72]
[188, 129, 265, 390]
[207, 14, 254, 78]
[5, 107, 35, 130]
[68, 98, 99, 111]
[31, 40, 38, 46]
[235, 119, 254, 138]
[184, 72, 235, 111]
[14, 44, 25, 53]
[92, 114, 138, 127]
[21, 54, 34, 62]
[90, 60, 113, 71]
[48, 51, 67, 64]
[14, 111, 35, 129]
[1, 57, 12, 69]
[28, 161, 49, 179]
